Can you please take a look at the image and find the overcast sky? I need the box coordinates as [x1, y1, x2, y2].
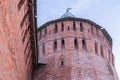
[37, 0, 120, 78]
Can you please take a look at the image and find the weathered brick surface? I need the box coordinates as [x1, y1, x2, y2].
[35, 18, 119, 80]
[0, 0, 37, 80]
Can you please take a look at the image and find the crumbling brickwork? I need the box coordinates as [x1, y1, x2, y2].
[0, 0, 37, 80]
[35, 18, 119, 80]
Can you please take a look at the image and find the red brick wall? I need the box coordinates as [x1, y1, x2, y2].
[0, 0, 37, 80]
[35, 19, 119, 80]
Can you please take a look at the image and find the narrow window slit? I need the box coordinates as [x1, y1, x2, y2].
[91, 26, 94, 34]
[82, 39, 86, 49]
[80, 22, 83, 32]
[73, 21, 76, 31]
[45, 28, 47, 36]
[61, 22, 64, 31]
[61, 39, 65, 50]
[74, 38, 78, 49]
[53, 40, 57, 52]
[95, 42, 98, 54]
[109, 51, 111, 61]
[101, 45, 104, 57]
[61, 60, 64, 66]
[68, 26, 70, 31]
[39, 31, 42, 40]
[42, 43, 45, 55]
[54, 23, 58, 33]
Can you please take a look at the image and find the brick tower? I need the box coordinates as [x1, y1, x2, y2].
[0, 0, 37, 80]
[35, 10, 119, 80]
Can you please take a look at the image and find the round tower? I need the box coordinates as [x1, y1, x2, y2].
[35, 11, 119, 80]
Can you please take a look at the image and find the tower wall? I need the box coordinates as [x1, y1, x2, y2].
[0, 0, 37, 80]
[35, 18, 119, 80]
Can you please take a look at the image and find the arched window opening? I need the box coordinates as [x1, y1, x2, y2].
[73, 21, 76, 31]
[74, 38, 78, 49]
[101, 45, 104, 57]
[61, 22, 64, 31]
[42, 43, 45, 55]
[95, 42, 98, 54]
[80, 22, 83, 32]
[54, 23, 58, 33]
[53, 40, 57, 52]
[61, 39, 65, 50]
[82, 39, 86, 49]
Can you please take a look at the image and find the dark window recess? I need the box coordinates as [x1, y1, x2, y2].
[79, 70, 81, 74]
[61, 60, 64, 66]
[39, 31, 42, 40]
[73, 21, 76, 31]
[109, 51, 111, 61]
[107, 63, 114, 75]
[54, 23, 58, 33]
[74, 38, 78, 49]
[61, 39, 65, 50]
[91, 26, 94, 34]
[96, 28, 98, 34]
[43, 31, 45, 37]
[54, 40, 57, 51]
[112, 55, 114, 66]
[82, 39, 86, 49]
[45, 28, 47, 36]
[42, 43, 45, 55]
[18, 0, 25, 10]
[68, 27, 70, 31]
[80, 22, 83, 32]
[49, 31, 51, 34]
[61, 22, 64, 31]
[95, 42, 98, 54]
[88, 29, 90, 32]
[101, 45, 104, 57]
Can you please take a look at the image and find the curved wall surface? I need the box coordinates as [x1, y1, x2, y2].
[35, 17, 119, 80]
